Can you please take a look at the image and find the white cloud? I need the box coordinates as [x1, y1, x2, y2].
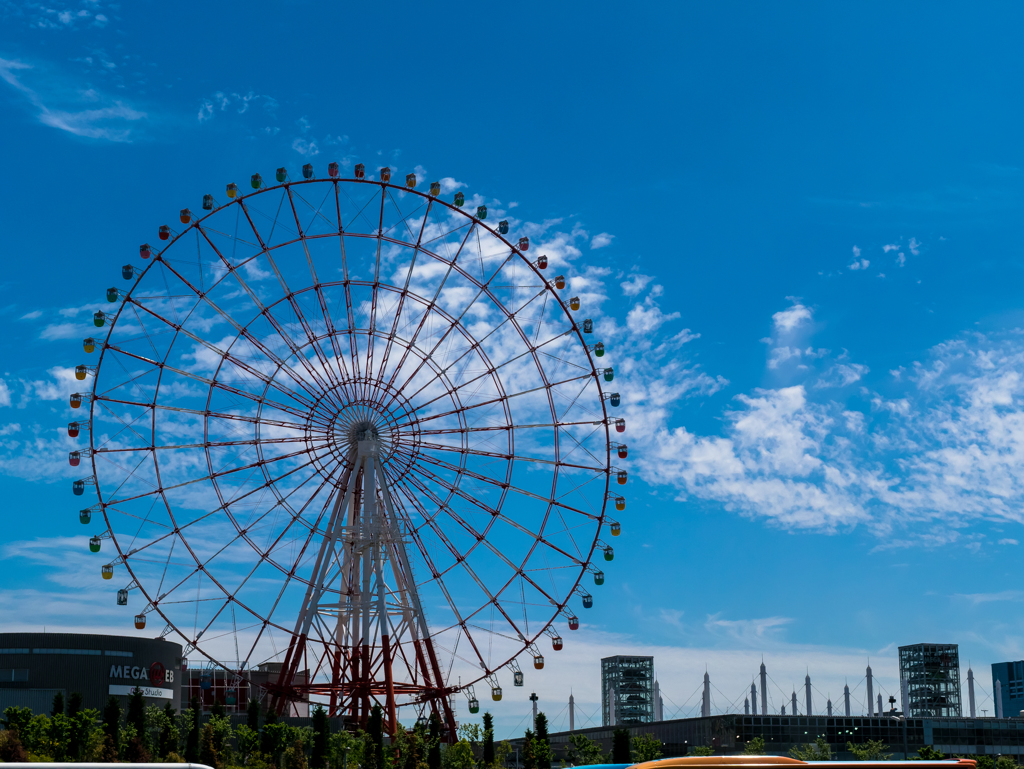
[772, 303, 812, 333]
[896, 252, 906, 267]
[852, 245, 861, 258]
[998, 538, 1019, 545]
[0, 379, 11, 407]
[292, 137, 319, 156]
[626, 296, 681, 337]
[909, 237, 921, 256]
[590, 232, 615, 250]
[0, 57, 146, 142]
[848, 258, 870, 270]
[882, 244, 899, 253]
[620, 272, 653, 297]
[816, 363, 869, 389]
[19, 310, 42, 320]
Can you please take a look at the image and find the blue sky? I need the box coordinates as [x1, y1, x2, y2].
[2, 0, 1024, 736]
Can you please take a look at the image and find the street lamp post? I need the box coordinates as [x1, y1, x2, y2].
[888, 715, 909, 759]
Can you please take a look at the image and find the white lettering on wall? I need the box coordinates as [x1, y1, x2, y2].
[110, 665, 122, 678]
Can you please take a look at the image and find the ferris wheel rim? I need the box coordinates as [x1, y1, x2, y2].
[82, 172, 618, 700]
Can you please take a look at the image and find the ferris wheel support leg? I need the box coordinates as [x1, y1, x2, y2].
[422, 636, 457, 741]
[273, 451, 358, 714]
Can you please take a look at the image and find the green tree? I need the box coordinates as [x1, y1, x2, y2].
[631, 734, 664, 763]
[329, 728, 364, 769]
[126, 687, 148, 749]
[565, 733, 607, 766]
[743, 737, 766, 755]
[611, 728, 632, 764]
[366, 704, 385, 769]
[494, 740, 512, 769]
[102, 696, 122, 758]
[51, 691, 65, 717]
[157, 702, 179, 759]
[995, 757, 1017, 769]
[69, 705, 99, 762]
[915, 746, 946, 760]
[285, 737, 310, 769]
[49, 712, 73, 761]
[428, 713, 443, 769]
[534, 713, 552, 769]
[262, 721, 294, 764]
[691, 747, 715, 757]
[847, 740, 892, 760]
[482, 712, 496, 767]
[185, 695, 201, 762]
[522, 729, 537, 769]
[2, 706, 33, 736]
[789, 736, 831, 761]
[311, 704, 330, 769]
[248, 698, 262, 731]
[443, 740, 477, 769]
[200, 722, 220, 769]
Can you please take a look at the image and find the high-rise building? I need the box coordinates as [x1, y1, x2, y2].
[602, 656, 654, 726]
[899, 643, 962, 717]
[992, 660, 1024, 719]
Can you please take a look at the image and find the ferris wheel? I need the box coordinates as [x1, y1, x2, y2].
[68, 162, 627, 733]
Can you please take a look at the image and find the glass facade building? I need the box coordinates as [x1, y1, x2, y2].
[900, 643, 962, 717]
[601, 655, 654, 726]
[992, 660, 1024, 719]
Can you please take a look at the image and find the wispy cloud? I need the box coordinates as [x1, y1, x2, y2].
[0, 57, 146, 141]
[590, 232, 615, 249]
[954, 590, 1024, 605]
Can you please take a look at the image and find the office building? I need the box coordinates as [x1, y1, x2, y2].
[992, 660, 1024, 720]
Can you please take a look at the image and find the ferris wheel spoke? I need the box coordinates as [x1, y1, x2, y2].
[397, 288, 551, 407]
[385, 480, 496, 673]
[417, 419, 606, 436]
[557, 422, 608, 467]
[408, 454, 587, 565]
[92, 397, 153, 448]
[416, 441, 605, 474]
[240, 197, 350, 399]
[383, 189, 429, 242]
[386, 254, 516, 406]
[108, 445, 317, 507]
[374, 198, 434, 391]
[100, 436, 314, 454]
[124, 297, 318, 411]
[286, 187, 357, 400]
[404, 328, 575, 416]
[195, 222, 338, 399]
[155, 256, 325, 406]
[396, 372, 592, 430]
[104, 341, 315, 423]
[397, 470, 563, 618]
[382, 222, 478, 394]
[96, 396, 308, 432]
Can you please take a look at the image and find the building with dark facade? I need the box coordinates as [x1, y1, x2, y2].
[993, 661, 1024, 720]
[534, 713, 1024, 761]
[900, 643, 962, 717]
[182, 660, 309, 716]
[0, 632, 182, 714]
[601, 655, 654, 726]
